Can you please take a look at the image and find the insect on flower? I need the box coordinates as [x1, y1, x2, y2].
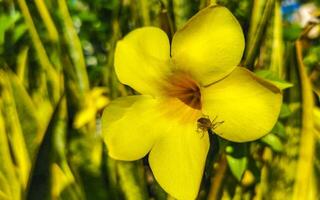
[197, 116, 224, 134]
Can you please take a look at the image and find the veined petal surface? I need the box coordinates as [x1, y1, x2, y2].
[202, 67, 282, 142]
[114, 27, 171, 95]
[171, 6, 245, 86]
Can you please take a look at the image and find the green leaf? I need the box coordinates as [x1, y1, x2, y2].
[261, 133, 284, 152]
[7, 71, 40, 160]
[279, 103, 292, 119]
[0, 112, 21, 200]
[59, 0, 89, 92]
[255, 70, 293, 90]
[117, 161, 149, 200]
[0, 191, 10, 200]
[283, 23, 303, 41]
[270, 121, 286, 138]
[104, 0, 120, 10]
[26, 95, 84, 200]
[13, 23, 28, 43]
[0, 172, 11, 200]
[0, 13, 21, 45]
[0, 71, 30, 188]
[226, 143, 248, 181]
[303, 46, 320, 71]
[26, 97, 67, 200]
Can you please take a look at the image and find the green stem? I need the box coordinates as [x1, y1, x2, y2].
[172, 0, 192, 29]
[16, 46, 29, 83]
[16, 0, 60, 103]
[34, 0, 59, 42]
[108, 20, 122, 99]
[292, 40, 315, 200]
[140, 0, 150, 25]
[208, 0, 216, 5]
[117, 161, 148, 200]
[58, 0, 89, 92]
[246, 0, 266, 49]
[159, 2, 175, 40]
[270, 0, 284, 77]
[16, 0, 51, 70]
[207, 155, 227, 200]
[244, 0, 275, 68]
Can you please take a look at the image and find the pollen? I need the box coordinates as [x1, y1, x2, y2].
[164, 71, 201, 110]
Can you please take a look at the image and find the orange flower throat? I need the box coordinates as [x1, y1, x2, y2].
[164, 72, 202, 110]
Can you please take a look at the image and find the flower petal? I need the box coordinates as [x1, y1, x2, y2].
[171, 6, 245, 85]
[114, 27, 171, 95]
[102, 94, 203, 162]
[103, 95, 207, 198]
[102, 95, 161, 160]
[149, 122, 209, 199]
[202, 67, 282, 142]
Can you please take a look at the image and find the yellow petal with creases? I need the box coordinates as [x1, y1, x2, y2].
[171, 6, 245, 86]
[102, 95, 207, 199]
[114, 27, 171, 96]
[202, 67, 282, 142]
[102, 95, 203, 160]
[102, 95, 160, 160]
[149, 121, 209, 200]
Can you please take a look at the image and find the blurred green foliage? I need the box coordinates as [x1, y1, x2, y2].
[0, 0, 319, 199]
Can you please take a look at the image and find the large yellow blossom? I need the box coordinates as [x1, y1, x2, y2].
[102, 5, 282, 199]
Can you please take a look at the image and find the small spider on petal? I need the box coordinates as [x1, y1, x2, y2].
[102, 5, 282, 199]
[197, 115, 224, 133]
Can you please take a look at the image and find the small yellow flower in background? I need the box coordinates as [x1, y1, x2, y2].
[102, 5, 282, 200]
[74, 87, 109, 128]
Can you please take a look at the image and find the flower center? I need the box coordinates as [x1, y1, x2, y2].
[164, 72, 201, 110]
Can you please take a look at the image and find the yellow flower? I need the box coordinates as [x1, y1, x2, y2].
[102, 5, 282, 199]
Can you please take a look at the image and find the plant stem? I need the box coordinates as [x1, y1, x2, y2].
[117, 161, 148, 200]
[270, 0, 284, 77]
[16, 0, 52, 71]
[244, 0, 275, 68]
[247, 0, 266, 50]
[140, 0, 150, 25]
[292, 40, 315, 200]
[58, 0, 89, 92]
[208, 0, 216, 5]
[16, 0, 61, 105]
[34, 0, 59, 42]
[207, 155, 227, 200]
[172, 0, 192, 29]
